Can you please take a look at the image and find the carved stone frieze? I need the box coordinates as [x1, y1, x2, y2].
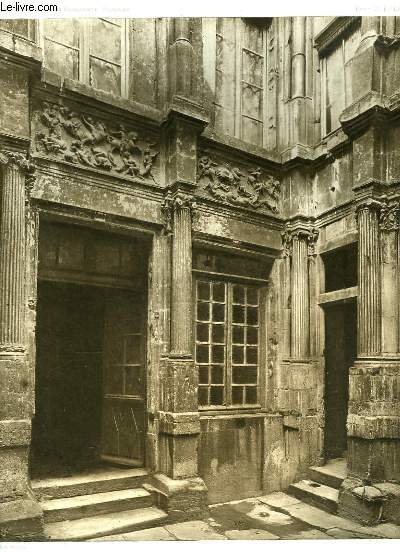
[197, 151, 280, 214]
[33, 101, 160, 183]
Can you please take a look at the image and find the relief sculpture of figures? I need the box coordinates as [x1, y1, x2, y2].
[34, 102, 160, 183]
[198, 152, 280, 213]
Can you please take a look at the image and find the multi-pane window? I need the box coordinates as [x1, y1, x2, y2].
[195, 279, 262, 408]
[41, 19, 128, 97]
[321, 26, 361, 135]
[215, 18, 267, 147]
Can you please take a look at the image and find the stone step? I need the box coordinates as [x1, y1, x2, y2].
[44, 506, 168, 541]
[32, 467, 149, 501]
[308, 459, 346, 490]
[288, 480, 339, 514]
[41, 487, 153, 523]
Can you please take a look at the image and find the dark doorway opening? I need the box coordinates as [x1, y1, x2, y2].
[31, 281, 105, 478]
[324, 300, 357, 460]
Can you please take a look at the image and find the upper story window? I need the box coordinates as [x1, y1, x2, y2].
[0, 19, 36, 41]
[321, 25, 361, 136]
[41, 18, 128, 97]
[214, 18, 267, 147]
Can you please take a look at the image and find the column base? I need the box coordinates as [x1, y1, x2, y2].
[0, 498, 43, 541]
[151, 473, 208, 523]
[338, 477, 400, 526]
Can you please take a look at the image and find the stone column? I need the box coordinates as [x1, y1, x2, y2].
[291, 232, 310, 359]
[170, 193, 192, 356]
[356, 201, 381, 357]
[0, 152, 29, 352]
[0, 151, 42, 539]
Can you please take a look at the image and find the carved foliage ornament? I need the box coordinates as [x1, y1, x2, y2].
[197, 152, 280, 214]
[33, 102, 159, 183]
[281, 227, 319, 257]
[379, 201, 400, 232]
[0, 150, 36, 199]
[161, 191, 197, 235]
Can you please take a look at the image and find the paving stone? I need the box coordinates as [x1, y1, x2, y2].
[92, 527, 175, 541]
[286, 529, 333, 539]
[165, 520, 227, 540]
[245, 503, 294, 526]
[326, 528, 370, 539]
[352, 523, 400, 539]
[257, 492, 301, 509]
[280, 502, 366, 531]
[225, 529, 279, 540]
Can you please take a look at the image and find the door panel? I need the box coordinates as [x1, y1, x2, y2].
[100, 289, 146, 466]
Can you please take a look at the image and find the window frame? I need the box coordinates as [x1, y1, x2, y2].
[39, 18, 130, 98]
[214, 17, 269, 147]
[194, 270, 268, 413]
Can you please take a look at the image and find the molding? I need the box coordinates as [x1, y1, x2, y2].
[318, 286, 358, 306]
[314, 16, 361, 57]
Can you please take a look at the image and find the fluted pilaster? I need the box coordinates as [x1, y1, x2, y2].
[165, 192, 194, 356]
[0, 152, 32, 353]
[357, 202, 381, 356]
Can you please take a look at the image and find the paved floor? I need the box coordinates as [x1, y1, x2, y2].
[93, 491, 400, 540]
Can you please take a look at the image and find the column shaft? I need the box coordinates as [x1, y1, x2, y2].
[0, 159, 26, 351]
[171, 204, 192, 356]
[357, 205, 381, 356]
[291, 235, 309, 358]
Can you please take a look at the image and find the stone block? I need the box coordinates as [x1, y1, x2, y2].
[0, 499, 43, 541]
[152, 473, 208, 523]
[0, 447, 29, 502]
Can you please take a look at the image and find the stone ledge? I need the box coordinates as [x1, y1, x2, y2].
[158, 411, 200, 435]
[0, 419, 31, 448]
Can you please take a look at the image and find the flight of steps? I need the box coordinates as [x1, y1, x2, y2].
[31, 466, 168, 541]
[288, 458, 346, 514]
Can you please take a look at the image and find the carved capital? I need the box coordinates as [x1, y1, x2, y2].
[281, 226, 319, 257]
[0, 150, 31, 172]
[355, 198, 383, 217]
[379, 199, 400, 231]
[162, 190, 196, 234]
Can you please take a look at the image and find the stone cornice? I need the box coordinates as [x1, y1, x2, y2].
[314, 16, 361, 57]
[340, 92, 389, 138]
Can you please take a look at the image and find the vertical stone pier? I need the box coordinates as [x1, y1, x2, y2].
[339, 197, 400, 525]
[0, 151, 42, 540]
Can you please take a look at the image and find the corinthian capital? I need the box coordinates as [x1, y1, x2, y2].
[281, 224, 319, 257]
[161, 189, 196, 234]
[0, 150, 31, 171]
[379, 199, 400, 231]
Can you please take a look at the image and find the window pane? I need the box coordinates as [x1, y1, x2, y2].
[199, 366, 209, 384]
[90, 18, 121, 64]
[198, 281, 210, 301]
[196, 345, 209, 364]
[212, 345, 224, 363]
[211, 365, 224, 384]
[212, 324, 225, 344]
[245, 386, 257, 404]
[232, 345, 244, 364]
[212, 303, 225, 322]
[210, 386, 224, 405]
[44, 39, 79, 81]
[246, 347, 258, 364]
[233, 305, 245, 324]
[212, 282, 226, 302]
[197, 323, 209, 343]
[199, 387, 208, 406]
[233, 366, 257, 384]
[247, 287, 259, 306]
[233, 285, 245, 304]
[197, 302, 210, 322]
[125, 366, 141, 395]
[44, 19, 80, 47]
[90, 57, 121, 96]
[247, 326, 258, 345]
[247, 306, 259, 326]
[233, 325, 245, 344]
[124, 334, 141, 364]
[232, 386, 243, 404]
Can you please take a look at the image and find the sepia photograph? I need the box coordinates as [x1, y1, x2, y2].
[0, 3, 399, 544]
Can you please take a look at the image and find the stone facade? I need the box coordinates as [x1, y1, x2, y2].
[0, 15, 399, 539]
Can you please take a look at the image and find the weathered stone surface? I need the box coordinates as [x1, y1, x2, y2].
[164, 520, 226, 540]
[225, 528, 279, 540]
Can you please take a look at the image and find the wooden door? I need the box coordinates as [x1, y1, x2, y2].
[100, 289, 146, 466]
